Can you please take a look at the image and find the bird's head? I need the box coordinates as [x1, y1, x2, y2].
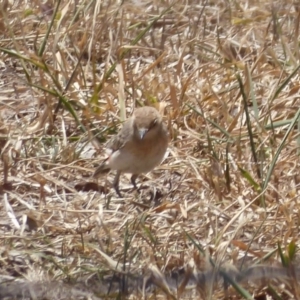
[132, 107, 163, 141]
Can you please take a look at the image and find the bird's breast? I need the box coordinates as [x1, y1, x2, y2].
[107, 136, 168, 174]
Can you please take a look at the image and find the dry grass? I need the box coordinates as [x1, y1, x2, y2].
[1, 0, 300, 299]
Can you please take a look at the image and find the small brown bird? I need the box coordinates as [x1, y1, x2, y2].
[93, 106, 168, 197]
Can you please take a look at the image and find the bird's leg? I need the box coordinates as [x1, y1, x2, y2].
[130, 174, 140, 192]
[113, 171, 122, 198]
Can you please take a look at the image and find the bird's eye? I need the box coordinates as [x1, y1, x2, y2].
[149, 119, 157, 129]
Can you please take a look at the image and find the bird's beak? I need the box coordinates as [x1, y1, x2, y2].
[138, 128, 148, 139]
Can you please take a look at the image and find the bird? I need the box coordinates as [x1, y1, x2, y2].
[93, 106, 169, 197]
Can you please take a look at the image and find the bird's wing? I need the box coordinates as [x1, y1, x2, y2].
[107, 118, 133, 152]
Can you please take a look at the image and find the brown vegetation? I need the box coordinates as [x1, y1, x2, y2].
[1, 0, 300, 299]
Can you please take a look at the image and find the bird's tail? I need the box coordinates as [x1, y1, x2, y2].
[93, 159, 111, 178]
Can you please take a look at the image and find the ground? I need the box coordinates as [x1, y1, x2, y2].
[0, 0, 300, 299]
